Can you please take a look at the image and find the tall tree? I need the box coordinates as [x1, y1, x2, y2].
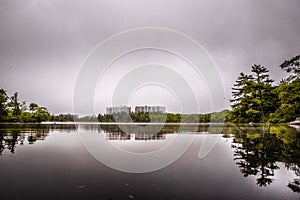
[0, 88, 8, 120]
[8, 92, 22, 116]
[280, 54, 300, 82]
[229, 72, 254, 123]
[231, 72, 254, 104]
[229, 65, 276, 123]
[250, 65, 276, 122]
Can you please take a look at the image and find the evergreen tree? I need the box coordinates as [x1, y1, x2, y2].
[8, 92, 22, 116]
[280, 54, 300, 82]
[0, 88, 8, 120]
[229, 65, 276, 123]
[250, 65, 276, 122]
[229, 72, 254, 123]
[269, 55, 300, 122]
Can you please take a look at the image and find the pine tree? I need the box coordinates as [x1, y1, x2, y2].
[250, 65, 275, 122]
[280, 54, 300, 82]
[229, 65, 277, 123]
[0, 88, 8, 120]
[229, 72, 254, 123]
[8, 92, 22, 116]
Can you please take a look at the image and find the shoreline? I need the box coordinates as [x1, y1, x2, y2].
[0, 121, 290, 125]
[0, 122, 225, 125]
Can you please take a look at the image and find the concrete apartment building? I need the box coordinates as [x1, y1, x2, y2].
[135, 105, 166, 113]
[106, 105, 166, 114]
[106, 106, 131, 114]
[59, 113, 78, 119]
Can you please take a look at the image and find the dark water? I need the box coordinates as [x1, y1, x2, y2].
[0, 123, 299, 200]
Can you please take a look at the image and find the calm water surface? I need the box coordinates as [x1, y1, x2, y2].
[0, 123, 299, 200]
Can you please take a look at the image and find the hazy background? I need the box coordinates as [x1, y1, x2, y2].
[1, 0, 300, 114]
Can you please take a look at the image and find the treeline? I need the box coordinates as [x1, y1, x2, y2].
[227, 54, 300, 123]
[1, 54, 299, 124]
[0, 90, 51, 123]
[0, 89, 78, 123]
[97, 110, 227, 123]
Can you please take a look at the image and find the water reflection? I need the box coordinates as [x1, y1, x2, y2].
[98, 124, 225, 141]
[104, 132, 166, 141]
[0, 124, 76, 155]
[101, 124, 168, 141]
[223, 124, 300, 192]
[99, 123, 225, 134]
[0, 128, 49, 154]
[1, 123, 299, 194]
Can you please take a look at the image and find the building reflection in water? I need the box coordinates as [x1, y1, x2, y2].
[100, 124, 166, 141]
[105, 132, 166, 141]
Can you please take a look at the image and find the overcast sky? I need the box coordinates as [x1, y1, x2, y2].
[0, 0, 300, 115]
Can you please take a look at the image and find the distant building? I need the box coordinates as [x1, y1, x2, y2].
[106, 106, 131, 114]
[59, 113, 78, 120]
[135, 105, 166, 113]
[105, 105, 166, 114]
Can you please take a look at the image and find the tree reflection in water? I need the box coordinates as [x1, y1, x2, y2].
[0, 124, 75, 155]
[224, 124, 300, 192]
[0, 128, 49, 155]
[1, 123, 299, 193]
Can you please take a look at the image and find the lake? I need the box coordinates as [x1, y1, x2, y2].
[0, 123, 299, 200]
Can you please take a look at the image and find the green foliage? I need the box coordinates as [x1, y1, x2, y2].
[50, 115, 72, 122]
[268, 104, 294, 123]
[34, 107, 51, 122]
[228, 55, 300, 123]
[0, 88, 8, 120]
[1, 55, 299, 124]
[97, 110, 227, 123]
[228, 124, 300, 187]
[77, 115, 98, 122]
[270, 78, 300, 122]
[229, 64, 276, 123]
[0, 88, 50, 123]
[8, 92, 22, 116]
[280, 54, 300, 82]
[29, 103, 39, 112]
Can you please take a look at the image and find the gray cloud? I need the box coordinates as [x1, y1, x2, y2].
[0, 0, 299, 114]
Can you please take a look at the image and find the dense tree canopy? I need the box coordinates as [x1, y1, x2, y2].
[0, 88, 8, 121]
[228, 55, 300, 123]
[0, 89, 51, 123]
